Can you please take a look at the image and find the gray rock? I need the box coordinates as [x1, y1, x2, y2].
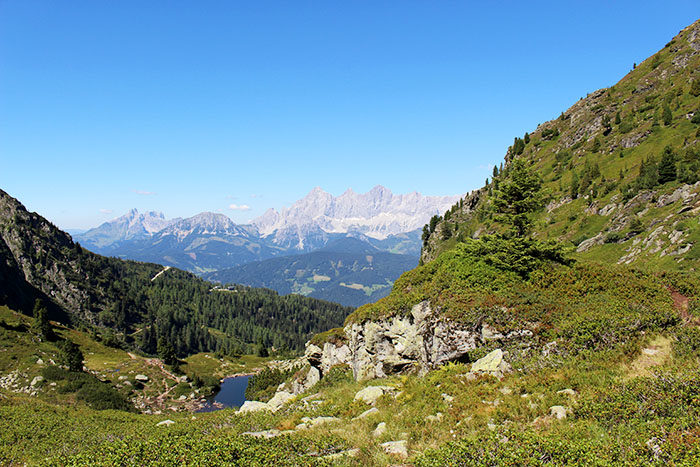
[30, 376, 44, 387]
[296, 416, 340, 430]
[241, 429, 283, 439]
[471, 349, 511, 378]
[238, 400, 270, 413]
[134, 374, 149, 382]
[549, 405, 569, 420]
[267, 390, 294, 411]
[381, 440, 408, 458]
[442, 393, 454, 403]
[556, 388, 576, 396]
[425, 412, 443, 422]
[354, 385, 393, 405]
[353, 407, 379, 420]
[156, 419, 175, 426]
[372, 421, 387, 437]
[324, 448, 360, 460]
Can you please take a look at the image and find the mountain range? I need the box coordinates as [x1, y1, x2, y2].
[72, 186, 459, 305]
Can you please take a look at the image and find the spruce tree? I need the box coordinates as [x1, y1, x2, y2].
[492, 158, 543, 237]
[32, 299, 54, 341]
[657, 146, 677, 184]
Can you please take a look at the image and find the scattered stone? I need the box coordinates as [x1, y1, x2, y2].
[642, 348, 659, 356]
[241, 429, 283, 439]
[36, 358, 44, 365]
[134, 374, 149, 382]
[267, 391, 294, 411]
[30, 376, 44, 387]
[646, 437, 664, 461]
[238, 401, 270, 413]
[481, 323, 504, 340]
[118, 376, 128, 380]
[425, 412, 443, 422]
[178, 395, 187, 401]
[353, 407, 379, 420]
[156, 419, 175, 426]
[549, 405, 569, 420]
[442, 393, 454, 403]
[557, 388, 576, 396]
[324, 448, 360, 460]
[380, 440, 408, 458]
[487, 420, 498, 431]
[499, 386, 513, 395]
[296, 416, 340, 430]
[470, 349, 511, 379]
[372, 421, 387, 437]
[354, 385, 393, 405]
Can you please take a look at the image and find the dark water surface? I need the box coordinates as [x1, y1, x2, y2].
[197, 375, 251, 412]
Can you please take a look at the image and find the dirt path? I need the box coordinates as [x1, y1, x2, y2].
[151, 266, 171, 282]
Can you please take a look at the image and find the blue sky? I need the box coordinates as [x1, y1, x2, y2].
[1, 1, 698, 229]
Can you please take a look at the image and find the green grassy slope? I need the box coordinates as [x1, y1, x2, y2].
[422, 20, 700, 271]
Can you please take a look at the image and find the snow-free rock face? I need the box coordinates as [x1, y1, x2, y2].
[304, 300, 533, 381]
[253, 185, 462, 244]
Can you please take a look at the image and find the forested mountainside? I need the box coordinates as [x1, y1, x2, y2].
[422, 20, 700, 270]
[0, 189, 352, 354]
[206, 238, 418, 307]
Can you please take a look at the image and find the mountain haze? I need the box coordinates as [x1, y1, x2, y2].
[73, 185, 457, 274]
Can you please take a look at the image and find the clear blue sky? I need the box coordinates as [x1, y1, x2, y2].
[1, 1, 698, 229]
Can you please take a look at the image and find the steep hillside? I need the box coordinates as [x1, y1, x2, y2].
[206, 238, 418, 307]
[0, 189, 352, 353]
[422, 20, 700, 270]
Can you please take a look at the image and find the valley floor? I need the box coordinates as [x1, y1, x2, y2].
[2, 323, 699, 465]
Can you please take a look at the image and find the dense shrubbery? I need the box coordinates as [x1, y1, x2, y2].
[245, 366, 300, 402]
[41, 365, 134, 412]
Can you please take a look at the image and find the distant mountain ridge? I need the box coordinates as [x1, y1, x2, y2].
[205, 237, 418, 307]
[73, 185, 459, 273]
[253, 185, 461, 249]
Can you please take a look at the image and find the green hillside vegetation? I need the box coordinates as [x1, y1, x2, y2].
[3, 19, 700, 467]
[422, 20, 700, 271]
[206, 239, 418, 307]
[0, 189, 353, 356]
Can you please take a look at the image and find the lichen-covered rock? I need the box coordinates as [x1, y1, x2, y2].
[354, 386, 393, 405]
[267, 390, 293, 411]
[238, 401, 270, 413]
[470, 349, 511, 379]
[549, 405, 569, 420]
[372, 422, 387, 437]
[306, 300, 531, 381]
[381, 440, 408, 458]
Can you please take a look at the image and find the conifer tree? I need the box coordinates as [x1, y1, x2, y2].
[658, 146, 677, 184]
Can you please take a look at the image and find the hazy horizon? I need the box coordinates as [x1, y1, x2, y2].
[2, 1, 698, 229]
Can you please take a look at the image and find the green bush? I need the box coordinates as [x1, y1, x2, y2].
[674, 327, 700, 358]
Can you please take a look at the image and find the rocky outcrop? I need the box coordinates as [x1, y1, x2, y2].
[304, 300, 532, 382]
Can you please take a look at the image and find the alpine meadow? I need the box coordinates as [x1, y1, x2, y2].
[2, 5, 700, 467]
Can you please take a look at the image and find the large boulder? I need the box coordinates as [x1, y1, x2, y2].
[354, 385, 394, 405]
[267, 391, 294, 411]
[470, 349, 511, 379]
[238, 400, 270, 413]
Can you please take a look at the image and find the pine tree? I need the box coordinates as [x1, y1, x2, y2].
[690, 79, 700, 97]
[492, 158, 544, 237]
[657, 146, 677, 184]
[32, 299, 54, 341]
[58, 340, 84, 372]
[662, 105, 673, 126]
[157, 336, 177, 366]
[570, 172, 580, 199]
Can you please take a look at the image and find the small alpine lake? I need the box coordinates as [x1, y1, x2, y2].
[196, 374, 251, 412]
